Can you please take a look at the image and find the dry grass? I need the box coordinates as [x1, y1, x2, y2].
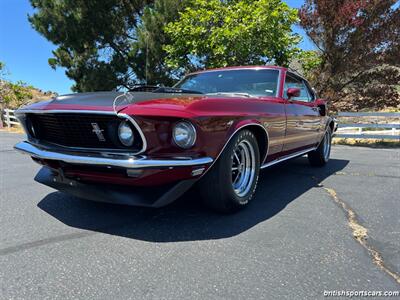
[0, 126, 24, 134]
[333, 137, 400, 148]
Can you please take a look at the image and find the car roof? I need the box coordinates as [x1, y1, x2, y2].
[188, 65, 287, 76]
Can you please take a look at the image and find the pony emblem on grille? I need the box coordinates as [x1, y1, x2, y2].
[91, 123, 105, 142]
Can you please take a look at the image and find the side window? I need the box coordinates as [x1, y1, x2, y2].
[284, 75, 311, 102]
[304, 80, 315, 101]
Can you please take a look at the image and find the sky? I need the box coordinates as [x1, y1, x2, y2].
[0, 0, 315, 95]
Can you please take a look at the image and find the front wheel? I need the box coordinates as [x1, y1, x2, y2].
[197, 130, 260, 213]
[308, 127, 332, 167]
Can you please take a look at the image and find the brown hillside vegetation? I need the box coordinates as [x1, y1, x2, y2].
[0, 79, 57, 110]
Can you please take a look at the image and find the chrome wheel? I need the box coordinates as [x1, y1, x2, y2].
[231, 140, 256, 197]
[323, 130, 331, 161]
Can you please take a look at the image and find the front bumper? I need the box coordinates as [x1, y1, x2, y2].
[14, 141, 213, 169]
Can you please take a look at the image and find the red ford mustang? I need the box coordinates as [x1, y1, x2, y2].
[15, 66, 336, 213]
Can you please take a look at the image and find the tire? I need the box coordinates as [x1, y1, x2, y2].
[197, 129, 260, 213]
[308, 127, 332, 167]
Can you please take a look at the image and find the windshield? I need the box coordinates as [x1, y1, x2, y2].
[174, 69, 279, 97]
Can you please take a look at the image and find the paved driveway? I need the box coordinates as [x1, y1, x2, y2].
[1, 132, 399, 299]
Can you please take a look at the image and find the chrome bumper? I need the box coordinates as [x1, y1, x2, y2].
[14, 141, 213, 169]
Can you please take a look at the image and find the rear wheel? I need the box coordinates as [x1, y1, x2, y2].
[198, 130, 260, 213]
[308, 127, 332, 167]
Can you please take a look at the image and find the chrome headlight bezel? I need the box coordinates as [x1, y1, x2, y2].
[173, 121, 197, 149]
[118, 121, 134, 147]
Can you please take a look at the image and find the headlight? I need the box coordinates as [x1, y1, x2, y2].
[173, 121, 196, 149]
[118, 121, 134, 146]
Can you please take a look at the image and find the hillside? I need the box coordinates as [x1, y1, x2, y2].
[0, 79, 57, 109]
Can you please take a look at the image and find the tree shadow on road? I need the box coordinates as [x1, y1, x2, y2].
[37, 157, 349, 242]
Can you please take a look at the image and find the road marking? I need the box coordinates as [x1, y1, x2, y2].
[320, 185, 400, 285]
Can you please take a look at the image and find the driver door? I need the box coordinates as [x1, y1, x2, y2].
[282, 73, 321, 153]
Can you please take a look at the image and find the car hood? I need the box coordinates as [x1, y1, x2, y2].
[19, 91, 205, 112]
[17, 91, 277, 118]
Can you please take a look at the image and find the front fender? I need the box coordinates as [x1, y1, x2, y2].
[215, 119, 269, 165]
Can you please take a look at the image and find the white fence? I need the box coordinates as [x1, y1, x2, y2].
[2, 109, 20, 128]
[335, 112, 400, 140]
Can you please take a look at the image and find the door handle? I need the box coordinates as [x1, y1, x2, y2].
[312, 107, 319, 112]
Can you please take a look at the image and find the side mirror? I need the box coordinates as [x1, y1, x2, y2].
[287, 88, 301, 99]
[315, 98, 327, 116]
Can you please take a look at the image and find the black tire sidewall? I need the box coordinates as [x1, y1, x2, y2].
[321, 127, 332, 163]
[308, 127, 332, 166]
[218, 130, 260, 207]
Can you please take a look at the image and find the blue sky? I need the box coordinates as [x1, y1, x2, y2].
[0, 0, 314, 95]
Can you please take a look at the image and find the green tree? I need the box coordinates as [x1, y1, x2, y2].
[164, 0, 301, 72]
[135, 0, 188, 85]
[29, 0, 192, 91]
[29, 0, 154, 92]
[1, 61, 34, 109]
[289, 50, 322, 82]
[2, 81, 33, 108]
[0, 61, 7, 79]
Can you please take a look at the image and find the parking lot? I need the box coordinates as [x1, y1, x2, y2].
[1, 131, 399, 299]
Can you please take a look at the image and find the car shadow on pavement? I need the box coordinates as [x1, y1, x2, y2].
[37, 157, 349, 242]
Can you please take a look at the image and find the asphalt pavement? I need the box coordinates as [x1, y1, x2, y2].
[1, 131, 399, 299]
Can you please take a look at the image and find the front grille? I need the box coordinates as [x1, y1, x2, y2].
[27, 113, 143, 151]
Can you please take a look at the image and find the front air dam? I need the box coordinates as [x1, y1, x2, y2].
[34, 167, 198, 208]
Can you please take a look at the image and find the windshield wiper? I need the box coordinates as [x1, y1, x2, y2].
[128, 85, 159, 92]
[153, 87, 203, 94]
[206, 92, 254, 98]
